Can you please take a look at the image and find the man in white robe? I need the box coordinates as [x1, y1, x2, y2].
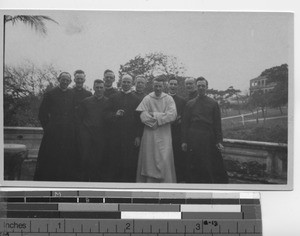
[136, 77, 177, 183]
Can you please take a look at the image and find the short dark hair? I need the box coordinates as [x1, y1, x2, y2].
[94, 79, 104, 86]
[168, 75, 178, 83]
[104, 69, 114, 76]
[185, 77, 196, 83]
[74, 69, 85, 76]
[58, 72, 71, 81]
[196, 76, 208, 87]
[135, 75, 146, 80]
[153, 77, 165, 83]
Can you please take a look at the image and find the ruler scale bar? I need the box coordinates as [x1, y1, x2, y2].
[0, 219, 263, 233]
[0, 191, 262, 235]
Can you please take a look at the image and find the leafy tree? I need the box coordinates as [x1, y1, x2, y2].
[248, 90, 269, 123]
[225, 86, 242, 115]
[261, 64, 288, 114]
[260, 64, 288, 83]
[118, 52, 186, 93]
[4, 15, 58, 35]
[207, 89, 230, 114]
[3, 15, 58, 70]
[4, 62, 59, 127]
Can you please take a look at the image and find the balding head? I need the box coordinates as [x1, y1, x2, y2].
[185, 77, 197, 93]
[121, 74, 133, 92]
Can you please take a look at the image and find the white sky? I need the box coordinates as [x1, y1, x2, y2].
[4, 10, 292, 93]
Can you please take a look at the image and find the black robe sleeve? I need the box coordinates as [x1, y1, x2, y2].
[134, 101, 144, 138]
[181, 102, 192, 144]
[103, 96, 118, 123]
[213, 102, 223, 144]
[77, 99, 86, 124]
[38, 92, 50, 129]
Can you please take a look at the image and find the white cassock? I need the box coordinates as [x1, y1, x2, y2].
[136, 92, 177, 183]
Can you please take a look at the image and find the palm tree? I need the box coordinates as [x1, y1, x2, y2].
[4, 15, 58, 35]
[3, 15, 59, 72]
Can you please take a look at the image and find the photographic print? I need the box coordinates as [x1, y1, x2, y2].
[0, 10, 293, 190]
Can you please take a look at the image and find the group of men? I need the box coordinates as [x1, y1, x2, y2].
[34, 69, 228, 184]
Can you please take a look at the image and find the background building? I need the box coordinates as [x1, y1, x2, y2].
[249, 76, 277, 95]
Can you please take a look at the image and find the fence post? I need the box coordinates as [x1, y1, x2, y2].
[241, 114, 245, 127]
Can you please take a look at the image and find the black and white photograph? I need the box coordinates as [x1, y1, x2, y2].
[0, 10, 293, 189]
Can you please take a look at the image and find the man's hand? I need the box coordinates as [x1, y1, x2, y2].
[134, 137, 141, 147]
[173, 115, 181, 125]
[216, 143, 224, 151]
[116, 109, 125, 117]
[181, 143, 187, 152]
[151, 122, 158, 130]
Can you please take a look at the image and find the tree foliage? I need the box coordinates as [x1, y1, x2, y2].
[260, 63, 288, 83]
[118, 52, 186, 93]
[4, 15, 58, 35]
[261, 64, 288, 112]
[248, 64, 289, 116]
[4, 62, 59, 127]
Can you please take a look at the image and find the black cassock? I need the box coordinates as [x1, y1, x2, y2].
[72, 87, 93, 178]
[188, 90, 198, 101]
[132, 90, 147, 101]
[104, 87, 119, 99]
[78, 96, 107, 182]
[170, 94, 187, 183]
[72, 87, 93, 110]
[104, 91, 143, 182]
[182, 95, 228, 184]
[34, 87, 79, 181]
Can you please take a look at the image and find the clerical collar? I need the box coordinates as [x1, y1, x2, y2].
[94, 95, 104, 100]
[197, 94, 206, 99]
[59, 86, 68, 92]
[169, 92, 176, 96]
[105, 86, 113, 90]
[122, 90, 132, 94]
[189, 90, 198, 98]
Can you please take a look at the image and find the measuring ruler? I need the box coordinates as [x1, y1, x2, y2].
[0, 191, 262, 236]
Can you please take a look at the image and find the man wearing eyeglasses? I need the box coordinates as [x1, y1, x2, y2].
[103, 69, 119, 98]
[72, 69, 92, 109]
[104, 74, 142, 182]
[34, 72, 78, 181]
